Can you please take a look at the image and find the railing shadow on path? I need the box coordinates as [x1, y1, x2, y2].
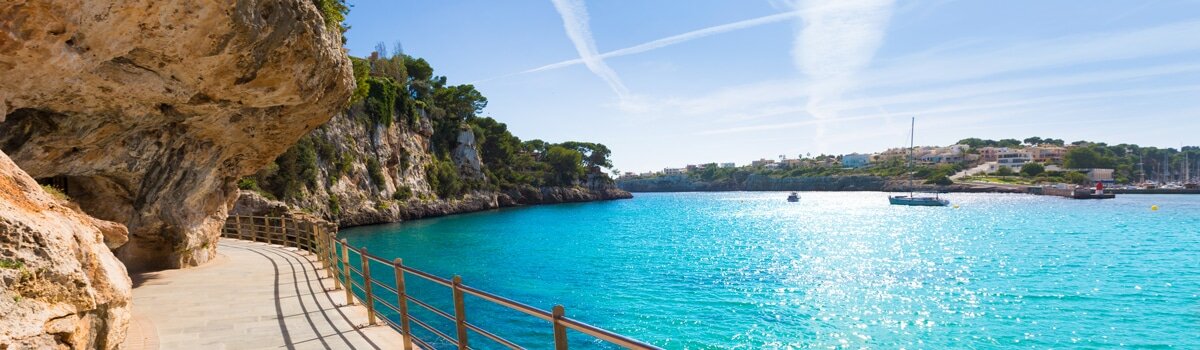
[223, 215, 661, 350]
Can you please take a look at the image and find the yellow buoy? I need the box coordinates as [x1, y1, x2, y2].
[1151, 205, 1159, 211]
[953, 205, 960, 209]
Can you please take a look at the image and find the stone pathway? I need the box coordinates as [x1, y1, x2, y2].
[125, 239, 406, 350]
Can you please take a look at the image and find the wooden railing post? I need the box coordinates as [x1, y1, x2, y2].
[394, 259, 413, 350]
[341, 238, 353, 305]
[452, 275, 469, 350]
[235, 215, 243, 240]
[553, 305, 569, 350]
[361, 247, 377, 326]
[326, 227, 338, 284]
[285, 217, 293, 248]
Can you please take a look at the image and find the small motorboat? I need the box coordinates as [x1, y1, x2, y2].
[787, 192, 800, 202]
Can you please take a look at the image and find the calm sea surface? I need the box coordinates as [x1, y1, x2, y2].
[340, 192, 1200, 349]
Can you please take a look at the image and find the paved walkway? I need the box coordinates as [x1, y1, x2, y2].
[125, 239, 406, 350]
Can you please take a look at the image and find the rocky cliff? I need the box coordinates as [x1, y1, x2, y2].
[236, 105, 631, 227]
[0, 0, 353, 271]
[0, 151, 132, 349]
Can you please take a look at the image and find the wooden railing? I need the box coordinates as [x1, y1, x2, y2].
[222, 215, 660, 350]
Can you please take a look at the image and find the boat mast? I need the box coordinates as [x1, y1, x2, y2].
[1164, 152, 1170, 183]
[908, 117, 915, 197]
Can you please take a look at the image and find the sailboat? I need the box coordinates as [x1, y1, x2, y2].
[889, 117, 950, 207]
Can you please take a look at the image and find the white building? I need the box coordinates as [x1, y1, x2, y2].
[996, 150, 1033, 169]
[842, 153, 870, 168]
[664, 168, 686, 175]
[720, 162, 736, 168]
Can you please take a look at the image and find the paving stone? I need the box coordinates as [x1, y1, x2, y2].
[124, 239, 408, 349]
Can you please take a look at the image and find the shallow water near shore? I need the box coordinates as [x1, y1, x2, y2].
[341, 192, 1200, 349]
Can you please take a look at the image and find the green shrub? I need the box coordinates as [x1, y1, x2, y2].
[995, 166, 1016, 176]
[262, 138, 320, 200]
[328, 195, 341, 216]
[393, 186, 412, 201]
[1064, 171, 1090, 185]
[40, 184, 68, 202]
[366, 157, 386, 189]
[1020, 162, 1045, 177]
[365, 77, 401, 127]
[426, 157, 462, 198]
[349, 57, 371, 103]
[237, 178, 259, 190]
[312, 0, 349, 31]
[0, 258, 24, 270]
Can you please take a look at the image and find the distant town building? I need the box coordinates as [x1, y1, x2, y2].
[781, 159, 804, 167]
[751, 158, 775, 167]
[842, 153, 870, 168]
[996, 150, 1033, 169]
[1028, 145, 1066, 163]
[1082, 168, 1115, 184]
[720, 162, 736, 168]
[664, 167, 686, 175]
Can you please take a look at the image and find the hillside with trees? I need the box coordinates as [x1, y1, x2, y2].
[237, 45, 629, 226]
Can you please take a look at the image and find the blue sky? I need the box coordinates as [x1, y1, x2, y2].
[344, 0, 1200, 173]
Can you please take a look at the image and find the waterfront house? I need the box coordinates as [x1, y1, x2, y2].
[664, 167, 686, 175]
[842, 153, 871, 168]
[997, 150, 1033, 169]
[720, 162, 735, 168]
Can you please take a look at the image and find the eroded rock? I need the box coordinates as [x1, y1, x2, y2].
[0, 0, 353, 271]
[0, 151, 131, 349]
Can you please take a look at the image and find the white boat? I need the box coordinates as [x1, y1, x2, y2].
[889, 117, 950, 207]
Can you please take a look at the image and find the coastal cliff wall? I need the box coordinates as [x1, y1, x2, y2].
[0, 151, 131, 349]
[235, 105, 631, 227]
[0, 0, 353, 271]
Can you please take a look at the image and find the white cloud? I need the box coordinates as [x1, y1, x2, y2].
[696, 83, 1200, 136]
[792, 0, 897, 150]
[524, 10, 803, 76]
[549, 0, 630, 99]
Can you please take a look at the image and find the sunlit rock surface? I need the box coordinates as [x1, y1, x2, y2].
[0, 151, 131, 349]
[0, 0, 353, 271]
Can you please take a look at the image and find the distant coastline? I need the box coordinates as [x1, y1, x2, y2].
[617, 175, 1023, 193]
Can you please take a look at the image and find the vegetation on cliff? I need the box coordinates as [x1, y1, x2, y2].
[243, 46, 616, 204]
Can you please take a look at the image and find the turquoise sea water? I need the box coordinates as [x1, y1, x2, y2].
[341, 192, 1200, 349]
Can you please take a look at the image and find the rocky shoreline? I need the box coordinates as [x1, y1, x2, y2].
[234, 186, 632, 228]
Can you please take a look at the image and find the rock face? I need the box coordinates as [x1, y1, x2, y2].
[241, 106, 631, 228]
[0, 151, 132, 349]
[0, 0, 353, 271]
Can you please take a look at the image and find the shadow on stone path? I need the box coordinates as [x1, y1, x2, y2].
[125, 239, 406, 349]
